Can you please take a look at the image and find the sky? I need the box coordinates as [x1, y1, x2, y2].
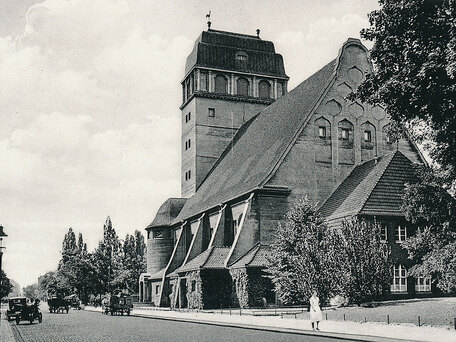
[0, 0, 379, 288]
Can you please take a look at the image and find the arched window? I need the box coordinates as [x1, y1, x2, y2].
[360, 121, 376, 162]
[314, 117, 332, 163]
[215, 74, 227, 94]
[258, 80, 271, 99]
[338, 119, 355, 165]
[237, 77, 249, 96]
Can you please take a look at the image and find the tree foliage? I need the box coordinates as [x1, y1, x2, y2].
[336, 218, 391, 303]
[23, 283, 39, 300]
[401, 167, 456, 293]
[0, 270, 13, 299]
[354, 0, 456, 187]
[267, 198, 338, 305]
[268, 198, 392, 305]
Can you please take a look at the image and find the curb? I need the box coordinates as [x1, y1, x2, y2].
[85, 307, 410, 342]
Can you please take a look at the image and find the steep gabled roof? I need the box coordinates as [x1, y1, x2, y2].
[229, 244, 271, 269]
[174, 58, 337, 223]
[184, 29, 288, 78]
[320, 151, 417, 221]
[146, 198, 187, 229]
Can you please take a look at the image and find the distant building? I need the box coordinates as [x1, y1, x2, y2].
[139, 28, 428, 308]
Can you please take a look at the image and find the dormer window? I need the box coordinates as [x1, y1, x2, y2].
[235, 51, 248, 63]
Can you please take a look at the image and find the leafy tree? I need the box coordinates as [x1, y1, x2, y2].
[23, 283, 39, 300]
[93, 216, 122, 295]
[401, 167, 456, 293]
[354, 0, 456, 188]
[334, 218, 391, 303]
[267, 198, 337, 305]
[38, 270, 71, 299]
[0, 270, 13, 299]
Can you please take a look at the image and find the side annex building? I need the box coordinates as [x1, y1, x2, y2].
[139, 28, 429, 308]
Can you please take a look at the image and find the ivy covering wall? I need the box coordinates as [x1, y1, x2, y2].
[186, 271, 203, 309]
[230, 268, 274, 308]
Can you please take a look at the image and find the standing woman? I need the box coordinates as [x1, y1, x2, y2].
[309, 290, 323, 330]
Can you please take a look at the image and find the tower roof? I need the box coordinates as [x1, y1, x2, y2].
[146, 198, 187, 229]
[184, 29, 288, 78]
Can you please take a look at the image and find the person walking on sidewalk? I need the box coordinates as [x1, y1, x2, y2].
[309, 290, 322, 331]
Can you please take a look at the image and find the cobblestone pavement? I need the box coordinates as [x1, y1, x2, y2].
[5, 309, 338, 342]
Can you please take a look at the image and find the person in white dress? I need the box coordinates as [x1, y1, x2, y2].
[309, 291, 323, 330]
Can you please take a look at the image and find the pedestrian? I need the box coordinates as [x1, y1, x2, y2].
[309, 290, 322, 331]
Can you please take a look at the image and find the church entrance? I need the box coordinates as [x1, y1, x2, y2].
[179, 277, 188, 308]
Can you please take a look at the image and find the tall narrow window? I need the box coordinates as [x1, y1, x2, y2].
[318, 126, 326, 138]
[277, 82, 284, 98]
[391, 265, 407, 292]
[200, 71, 208, 91]
[380, 224, 388, 242]
[364, 130, 372, 142]
[258, 80, 271, 99]
[215, 75, 227, 93]
[395, 225, 407, 242]
[237, 77, 249, 96]
[208, 108, 215, 117]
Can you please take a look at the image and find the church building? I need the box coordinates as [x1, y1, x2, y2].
[139, 27, 429, 308]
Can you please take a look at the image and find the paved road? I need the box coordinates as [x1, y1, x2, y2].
[6, 309, 346, 342]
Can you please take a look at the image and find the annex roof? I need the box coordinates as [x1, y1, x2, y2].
[229, 244, 271, 269]
[184, 29, 288, 78]
[320, 151, 417, 221]
[146, 198, 187, 229]
[168, 247, 231, 275]
[174, 54, 338, 223]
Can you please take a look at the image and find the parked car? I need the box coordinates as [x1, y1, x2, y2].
[15, 299, 43, 324]
[102, 293, 133, 316]
[6, 297, 27, 321]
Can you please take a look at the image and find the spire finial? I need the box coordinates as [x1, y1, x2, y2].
[206, 11, 211, 30]
[256, 29, 260, 38]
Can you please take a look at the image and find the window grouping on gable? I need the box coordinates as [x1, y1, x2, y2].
[395, 225, 407, 243]
[391, 265, 407, 293]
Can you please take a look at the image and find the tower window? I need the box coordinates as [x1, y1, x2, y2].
[259, 80, 271, 99]
[208, 108, 215, 117]
[153, 230, 163, 239]
[185, 112, 191, 123]
[200, 71, 208, 91]
[364, 130, 372, 142]
[277, 82, 284, 97]
[318, 126, 326, 138]
[237, 77, 249, 96]
[185, 139, 191, 150]
[185, 170, 191, 181]
[341, 128, 349, 140]
[215, 75, 227, 94]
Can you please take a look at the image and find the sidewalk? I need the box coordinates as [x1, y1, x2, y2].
[0, 311, 17, 342]
[85, 306, 456, 342]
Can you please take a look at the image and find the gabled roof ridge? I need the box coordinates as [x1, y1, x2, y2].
[357, 152, 399, 214]
[359, 150, 412, 214]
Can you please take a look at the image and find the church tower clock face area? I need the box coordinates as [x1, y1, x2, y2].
[180, 29, 289, 197]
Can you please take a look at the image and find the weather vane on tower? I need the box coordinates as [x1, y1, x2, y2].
[206, 11, 211, 30]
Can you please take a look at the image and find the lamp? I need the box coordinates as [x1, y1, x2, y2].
[0, 225, 7, 305]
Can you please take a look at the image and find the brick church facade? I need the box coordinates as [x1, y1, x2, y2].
[139, 28, 430, 308]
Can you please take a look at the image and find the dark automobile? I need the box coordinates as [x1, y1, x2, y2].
[65, 294, 82, 309]
[15, 299, 43, 324]
[6, 297, 27, 321]
[102, 293, 133, 316]
[48, 295, 70, 313]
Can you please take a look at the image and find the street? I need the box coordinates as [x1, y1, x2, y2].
[4, 309, 343, 342]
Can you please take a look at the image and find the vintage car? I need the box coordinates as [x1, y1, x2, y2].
[48, 295, 70, 313]
[15, 299, 43, 324]
[102, 293, 133, 316]
[64, 294, 82, 310]
[6, 297, 27, 321]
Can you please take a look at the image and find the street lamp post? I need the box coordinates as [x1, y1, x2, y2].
[0, 225, 8, 317]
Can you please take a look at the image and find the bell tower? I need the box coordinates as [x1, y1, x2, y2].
[180, 28, 289, 197]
